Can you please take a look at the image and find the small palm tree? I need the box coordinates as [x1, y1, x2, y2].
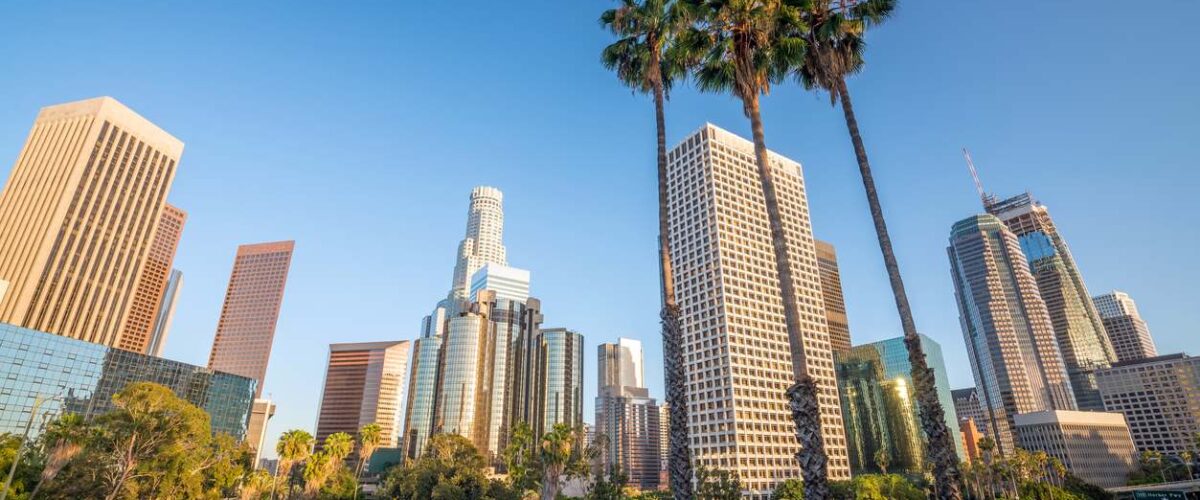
[302, 451, 333, 498]
[600, 1, 696, 497]
[684, 0, 829, 496]
[540, 424, 574, 500]
[274, 429, 314, 500]
[352, 423, 382, 500]
[874, 448, 890, 475]
[322, 432, 354, 463]
[790, 1, 961, 497]
[30, 413, 89, 499]
[241, 469, 274, 500]
[1181, 450, 1195, 480]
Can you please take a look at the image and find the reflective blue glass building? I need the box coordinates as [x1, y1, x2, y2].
[0, 322, 257, 439]
[835, 334, 965, 476]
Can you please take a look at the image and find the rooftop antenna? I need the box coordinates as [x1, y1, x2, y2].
[963, 148, 996, 209]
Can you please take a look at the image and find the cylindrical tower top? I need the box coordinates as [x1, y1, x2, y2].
[471, 186, 503, 202]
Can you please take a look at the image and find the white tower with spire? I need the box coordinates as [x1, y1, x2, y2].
[449, 186, 508, 301]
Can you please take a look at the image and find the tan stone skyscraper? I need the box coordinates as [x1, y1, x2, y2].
[449, 186, 507, 301]
[815, 240, 852, 354]
[665, 124, 850, 494]
[315, 341, 412, 459]
[208, 241, 295, 398]
[119, 204, 187, 353]
[0, 97, 182, 347]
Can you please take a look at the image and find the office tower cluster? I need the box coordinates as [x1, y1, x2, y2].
[595, 338, 663, 490]
[398, 186, 584, 464]
[664, 124, 849, 495]
[0, 97, 297, 466]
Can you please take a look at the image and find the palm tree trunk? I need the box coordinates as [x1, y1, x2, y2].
[741, 92, 830, 499]
[833, 78, 962, 499]
[654, 75, 695, 500]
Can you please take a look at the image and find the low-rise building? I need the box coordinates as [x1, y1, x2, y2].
[1096, 353, 1200, 455]
[1013, 410, 1137, 488]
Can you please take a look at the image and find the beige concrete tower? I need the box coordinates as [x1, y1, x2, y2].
[665, 123, 850, 494]
[119, 203, 187, 353]
[315, 341, 412, 460]
[0, 97, 182, 348]
[207, 241, 295, 398]
[814, 240, 851, 354]
[449, 186, 507, 301]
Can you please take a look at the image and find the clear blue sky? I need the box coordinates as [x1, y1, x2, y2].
[1, 2, 1197, 458]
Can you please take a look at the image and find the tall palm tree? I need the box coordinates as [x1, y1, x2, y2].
[352, 423, 382, 500]
[29, 413, 88, 499]
[274, 429, 314, 500]
[683, 0, 826, 497]
[600, 1, 695, 497]
[302, 451, 333, 498]
[790, 1, 961, 497]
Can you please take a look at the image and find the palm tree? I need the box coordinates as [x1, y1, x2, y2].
[29, 413, 88, 499]
[322, 432, 354, 464]
[352, 423, 382, 500]
[874, 448, 890, 476]
[302, 451, 333, 498]
[1181, 450, 1195, 480]
[539, 424, 576, 500]
[274, 429, 314, 500]
[683, 0, 825, 496]
[600, 2, 695, 497]
[789, 1, 961, 497]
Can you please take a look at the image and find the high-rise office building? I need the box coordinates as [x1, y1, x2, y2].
[949, 214, 1076, 455]
[539, 328, 584, 435]
[951, 387, 987, 435]
[815, 240, 852, 354]
[596, 338, 661, 491]
[665, 123, 849, 492]
[0, 323, 255, 440]
[1096, 354, 1200, 455]
[435, 307, 489, 449]
[207, 241, 295, 398]
[247, 399, 277, 466]
[835, 334, 964, 475]
[1013, 410, 1138, 488]
[315, 341, 412, 461]
[986, 194, 1115, 410]
[0, 97, 182, 348]
[450, 186, 507, 302]
[470, 263, 530, 302]
[1092, 291, 1157, 363]
[147, 269, 183, 357]
[401, 306, 446, 458]
[119, 204, 187, 354]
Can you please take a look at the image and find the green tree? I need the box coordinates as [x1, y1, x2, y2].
[276, 429, 315, 499]
[240, 469, 275, 500]
[381, 433, 488, 499]
[682, 1, 824, 496]
[28, 413, 88, 498]
[303, 452, 334, 498]
[587, 470, 628, 500]
[772, 478, 804, 499]
[851, 474, 923, 500]
[501, 422, 538, 495]
[873, 449, 890, 476]
[539, 423, 587, 500]
[695, 465, 741, 500]
[789, 0, 960, 496]
[599, 1, 696, 496]
[352, 423, 382, 500]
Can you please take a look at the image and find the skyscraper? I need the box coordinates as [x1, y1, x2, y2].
[247, 399, 277, 466]
[1092, 291, 1157, 362]
[835, 334, 964, 475]
[207, 241, 295, 398]
[119, 203, 187, 354]
[0, 97, 182, 348]
[596, 338, 661, 490]
[665, 123, 850, 492]
[951, 387, 987, 435]
[401, 306, 446, 458]
[450, 186, 507, 302]
[146, 269, 183, 357]
[986, 193, 1115, 410]
[1013, 410, 1138, 488]
[1097, 354, 1200, 455]
[948, 214, 1076, 454]
[538, 328, 584, 436]
[315, 341, 412, 460]
[815, 240, 852, 354]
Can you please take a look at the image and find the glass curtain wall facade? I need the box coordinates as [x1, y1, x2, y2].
[948, 214, 1077, 455]
[0, 323, 256, 439]
[987, 194, 1116, 410]
[538, 328, 584, 436]
[835, 335, 963, 475]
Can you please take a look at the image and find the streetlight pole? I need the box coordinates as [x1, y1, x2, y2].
[1, 395, 45, 500]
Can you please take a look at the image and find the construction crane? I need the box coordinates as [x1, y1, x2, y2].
[963, 148, 996, 209]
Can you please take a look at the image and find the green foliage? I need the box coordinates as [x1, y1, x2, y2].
[772, 478, 804, 499]
[503, 421, 539, 494]
[1019, 481, 1086, 500]
[695, 465, 741, 500]
[851, 474, 924, 500]
[586, 471, 627, 500]
[321, 466, 358, 499]
[1063, 474, 1113, 500]
[381, 433, 490, 499]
